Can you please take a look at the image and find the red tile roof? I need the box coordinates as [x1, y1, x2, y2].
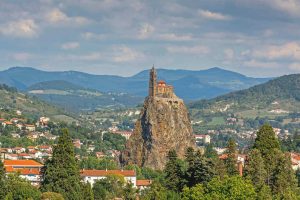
[6, 167, 40, 175]
[136, 180, 152, 186]
[4, 160, 43, 167]
[81, 169, 135, 177]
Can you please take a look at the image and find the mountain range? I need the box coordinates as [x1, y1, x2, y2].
[0, 67, 271, 101]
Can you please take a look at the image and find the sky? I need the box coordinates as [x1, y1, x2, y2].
[1, 0, 300, 77]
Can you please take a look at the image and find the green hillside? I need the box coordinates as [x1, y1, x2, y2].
[189, 74, 300, 119]
[0, 84, 76, 122]
[27, 80, 143, 112]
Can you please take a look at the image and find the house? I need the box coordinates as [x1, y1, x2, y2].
[5, 154, 18, 160]
[2, 121, 13, 127]
[4, 160, 43, 186]
[18, 153, 32, 159]
[16, 123, 24, 130]
[291, 152, 300, 170]
[73, 139, 81, 149]
[115, 131, 133, 140]
[13, 147, 26, 154]
[10, 118, 19, 123]
[194, 134, 211, 145]
[39, 117, 50, 127]
[88, 145, 95, 152]
[16, 110, 22, 116]
[27, 132, 39, 141]
[11, 133, 20, 138]
[27, 146, 36, 152]
[219, 154, 247, 166]
[95, 152, 106, 159]
[25, 124, 36, 132]
[136, 180, 152, 190]
[81, 169, 136, 187]
[38, 145, 52, 152]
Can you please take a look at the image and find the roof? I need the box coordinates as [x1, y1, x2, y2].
[81, 169, 135, 177]
[6, 167, 40, 175]
[157, 80, 166, 85]
[136, 180, 152, 186]
[4, 121, 13, 125]
[4, 160, 43, 167]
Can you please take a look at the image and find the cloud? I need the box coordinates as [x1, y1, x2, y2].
[113, 46, 145, 62]
[0, 19, 38, 38]
[198, 9, 231, 21]
[269, 0, 300, 17]
[243, 59, 280, 68]
[66, 52, 103, 61]
[166, 45, 210, 54]
[12, 52, 32, 61]
[252, 42, 300, 61]
[81, 32, 106, 40]
[61, 42, 80, 50]
[46, 8, 91, 26]
[224, 48, 235, 60]
[157, 33, 193, 41]
[138, 23, 155, 39]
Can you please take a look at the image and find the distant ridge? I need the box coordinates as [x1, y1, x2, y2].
[0, 66, 271, 101]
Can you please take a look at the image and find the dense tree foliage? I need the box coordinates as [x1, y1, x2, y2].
[182, 176, 257, 200]
[164, 150, 184, 192]
[225, 138, 239, 176]
[0, 160, 7, 199]
[41, 128, 84, 199]
[6, 174, 41, 200]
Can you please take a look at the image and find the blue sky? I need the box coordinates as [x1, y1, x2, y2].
[0, 0, 300, 77]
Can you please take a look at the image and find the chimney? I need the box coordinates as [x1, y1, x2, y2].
[237, 161, 243, 176]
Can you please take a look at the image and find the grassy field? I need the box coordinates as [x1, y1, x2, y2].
[208, 117, 226, 125]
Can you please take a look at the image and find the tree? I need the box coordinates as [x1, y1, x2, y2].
[81, 182, 94, 200]
[181, 184, 205, 200]
[41, 192, 64, 200]
[123, 183, 137, 200]
[41, 128, 83, 200]
[0, 159, 7, 199]
[141, 181, 167, 200]
[6, 173, 41, 200]
[185, 150, 215, 187]
[181, 176, 257, 200]
[253, 124, 280, 158]
[204, 144, 218, 159]
[164, 150, 184, 191]
[225, 138, 238, 176]
[243, 149, 267, 189]
[93, 175, 125, 200]
[272, 153, 299, 198]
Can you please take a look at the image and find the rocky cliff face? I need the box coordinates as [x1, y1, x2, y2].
[121, 96, 195, 170]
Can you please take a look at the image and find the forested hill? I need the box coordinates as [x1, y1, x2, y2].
[27, 80, 143, 112]
[0, 84, 76, 122]
[189, 74, 300, 115]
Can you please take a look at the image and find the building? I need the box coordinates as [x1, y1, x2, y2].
[115, 131, 133, 140]
[4, 160, 43, 186]
[149, 67, 175, 98]
[2, 121, 13, 127]
[194, 134, 211, 145]
[136, 180, 152, 190]
[81, 169, 137, 187]
[25, 124, 36, 132]
[291, 152, 300, 170]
